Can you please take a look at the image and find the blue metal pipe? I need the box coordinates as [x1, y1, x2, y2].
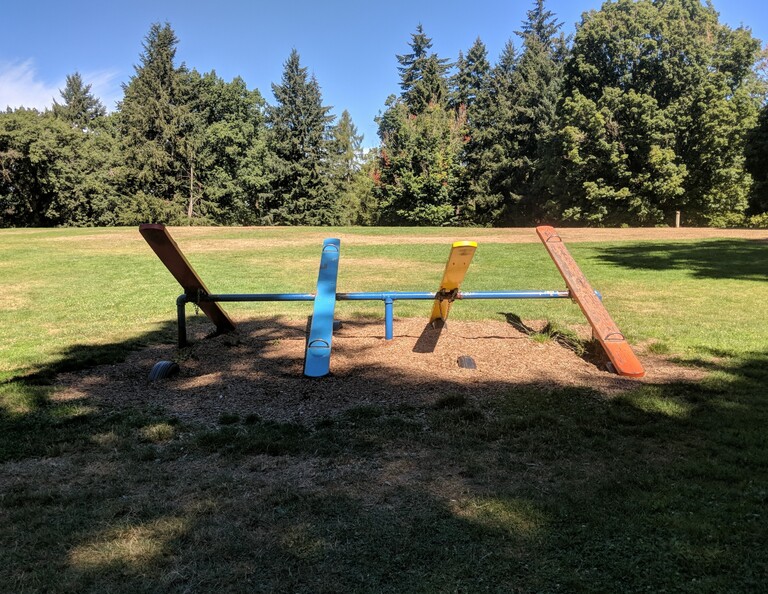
[337, 292, 434, 300]
[175, 289, 581, 345]
[457, 290, 570, 300]
[384, 296, 394, 340]
[337, 290, 571, 301]
[202, 290, 572, 303]
[203, 293, 316, 302]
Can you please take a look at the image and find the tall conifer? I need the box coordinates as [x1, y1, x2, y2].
[53, 72, 106, 130]
[397, 25, 451, 113]
[265, 49, 336, 225]
[117, 22, 188, 223]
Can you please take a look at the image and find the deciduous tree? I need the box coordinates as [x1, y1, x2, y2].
[0, 109, 119, 227]
[555, 0, 764, 225]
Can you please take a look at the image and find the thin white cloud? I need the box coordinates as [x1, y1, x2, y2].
[82, 68, 123, 111]
[0, 59, 61, 111]
[0, 60, 122, 112]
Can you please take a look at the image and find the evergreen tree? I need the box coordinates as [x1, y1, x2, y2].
[509, 0, 567, 221]
[397, 25, 451, 113]
[519, 0, 561, 42]
[375, 97, 467, 225]
[468, 0, 567, 225]
[117, 22, 189, 223]
[52, 72, 106, 130]
[329, 110, 368, 224]
[453, 38, 498, 223]
[451, 51, 469, 109]
[265, 49, 336, 225]
[376, 27, 469, 225]
[476, 40, 522, 222]
[329, 109, 363, 185]
[409, 55, 450, 113]
[397, 24, 431, 101]
[450, 38, 491, 112]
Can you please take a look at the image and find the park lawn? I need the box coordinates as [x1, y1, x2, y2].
[1, 226, 767, 592]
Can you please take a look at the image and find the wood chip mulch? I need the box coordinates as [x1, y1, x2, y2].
[54, 316, 704, 427]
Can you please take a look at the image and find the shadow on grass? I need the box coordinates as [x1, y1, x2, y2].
[594, 239, 768, 281]
[0, 319, 179, 462]
[1, 317, 767, 592]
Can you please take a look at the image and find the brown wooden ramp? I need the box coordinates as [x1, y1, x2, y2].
[536, 226, 645, 378]
[139, 224, 236, 334]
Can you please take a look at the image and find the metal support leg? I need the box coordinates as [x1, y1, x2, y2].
[384, 296, 394, 340]
[176, 294, 188, 348]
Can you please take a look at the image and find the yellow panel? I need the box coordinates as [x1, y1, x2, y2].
[429, 241, 477, 323]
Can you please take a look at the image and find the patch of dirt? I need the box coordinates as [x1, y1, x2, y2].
[55, 316, 705, 427]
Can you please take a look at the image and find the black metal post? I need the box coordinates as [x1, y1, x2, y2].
[176, 294, 188, 348]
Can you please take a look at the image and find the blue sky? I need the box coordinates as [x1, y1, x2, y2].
[1, 0, 765, 147]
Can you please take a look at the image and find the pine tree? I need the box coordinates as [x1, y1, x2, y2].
[117, 22, 188, 223]
[518, 0, 561, 45]
[511, 0, 568, 221]
[397, 25, 451, 113]
[465, 0, 567, 225]
[329, 110, 367, 224]
[397, 24, 431, 100]
[469, 40, 520, 223]
[265, 49, 336, 225]
[52, 72, 106, 130]
[451, 38, 491, 112]
[377, 28, 466, 225]
[329, 109, 363, 185]
[453, 38, 496, 223]
[451, 51, 469, 109]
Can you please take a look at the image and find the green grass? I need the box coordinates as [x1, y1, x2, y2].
[2, 227, 765, 378]
[1, 226, 767, 592]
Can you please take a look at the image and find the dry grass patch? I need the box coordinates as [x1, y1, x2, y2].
[68, 517, 190, 570]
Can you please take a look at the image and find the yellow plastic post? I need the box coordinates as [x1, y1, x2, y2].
[429, 241, 478, 324]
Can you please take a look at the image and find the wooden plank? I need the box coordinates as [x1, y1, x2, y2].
[303, 239, 341, 378]
[429, 241, 477, 325]
[536, 226, 645, 378]
[139, 224, 236, 334]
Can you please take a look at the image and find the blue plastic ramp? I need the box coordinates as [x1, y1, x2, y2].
[303, 239, 341, 377]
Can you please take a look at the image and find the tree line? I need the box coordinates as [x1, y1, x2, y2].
[1, 0, 767, 228]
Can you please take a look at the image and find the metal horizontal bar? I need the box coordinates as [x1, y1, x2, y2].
[336, 292, 435, 300]
[458, 290, 570, 299]
[199, 290, 571, 303]
[202, 293, 316, 302]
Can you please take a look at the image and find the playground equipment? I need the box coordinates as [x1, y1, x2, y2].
[139, 224, 645, 379]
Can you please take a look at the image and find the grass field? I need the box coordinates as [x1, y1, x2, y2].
[1, 226, 767, 592]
